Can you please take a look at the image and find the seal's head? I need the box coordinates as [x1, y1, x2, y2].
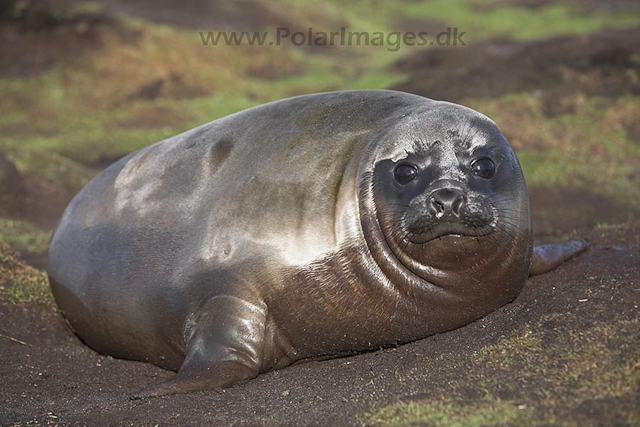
[359, 101, 532, 303]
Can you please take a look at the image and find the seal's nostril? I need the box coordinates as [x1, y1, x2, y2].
[430, 198, 445, 217]
[451, 195, 465, 217]
[429, 188, 466, 218]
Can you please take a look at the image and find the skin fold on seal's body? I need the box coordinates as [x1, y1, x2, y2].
[48, 90, 586, 396]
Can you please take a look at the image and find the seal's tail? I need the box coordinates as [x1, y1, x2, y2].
[529, 240, 588, 276]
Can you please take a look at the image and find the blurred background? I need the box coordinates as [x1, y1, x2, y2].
[1, 2, 640, 425]
[1, 0, 639, 268]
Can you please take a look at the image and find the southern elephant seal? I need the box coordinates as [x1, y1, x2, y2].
[47, 90, 586, 396]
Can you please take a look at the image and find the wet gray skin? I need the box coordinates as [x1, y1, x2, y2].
[47, 90, 587, 396]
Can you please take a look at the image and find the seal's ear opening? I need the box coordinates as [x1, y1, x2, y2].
[529, 240, 588, 276]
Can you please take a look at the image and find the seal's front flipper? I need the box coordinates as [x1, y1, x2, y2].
[132, 358, 259, 398]
[529, 239, 588, 276]
[133, 296, 267, 398]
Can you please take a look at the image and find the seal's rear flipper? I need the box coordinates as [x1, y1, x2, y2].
[529, 239, 588, 276]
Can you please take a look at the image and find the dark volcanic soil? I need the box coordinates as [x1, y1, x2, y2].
[392, 27, 640, 107]
[1, 223, 638, 426]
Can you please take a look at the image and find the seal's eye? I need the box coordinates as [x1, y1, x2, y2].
[394, 164, 418, 185]
[471, 158, 495, 179]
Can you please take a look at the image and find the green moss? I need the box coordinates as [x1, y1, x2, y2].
[471, 317, 639, 396]
[346, 0, 640, 42]
[0, 139, 95, 191]
[363, 317, 640, 426]
[365, 400, 534, 427]
[0, 218, 51, 256]
[0, 241, 53, 306]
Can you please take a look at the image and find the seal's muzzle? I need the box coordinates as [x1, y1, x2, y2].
[406, 180, 494, 243]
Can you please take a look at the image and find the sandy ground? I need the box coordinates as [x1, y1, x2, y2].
[1, 223, 638, 426]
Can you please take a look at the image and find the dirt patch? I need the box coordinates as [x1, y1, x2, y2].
[0, 153, 26, 218]
[86, 0, 350, 56]
[529, 186, 640, 239]
[8, 172, 75, 231]
[391, 17, 449, 35]
[0, 2, 136, 78]
[577, 0, 640, 13]
[98, 0, 288, 30]
[0, 153, 71, 262]
[473, 0, 556, 11]
[111, 105, 195, 130]
[1, 222, 638, 426]
[393, 27, 640, 108]
[0, 159, 77, 245]
[92, 0, 347, 34]
[471, 0, 640, 13]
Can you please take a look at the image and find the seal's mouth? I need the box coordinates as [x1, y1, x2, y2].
[407, 221, 495, 244]
[400, 183, 497, 246]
